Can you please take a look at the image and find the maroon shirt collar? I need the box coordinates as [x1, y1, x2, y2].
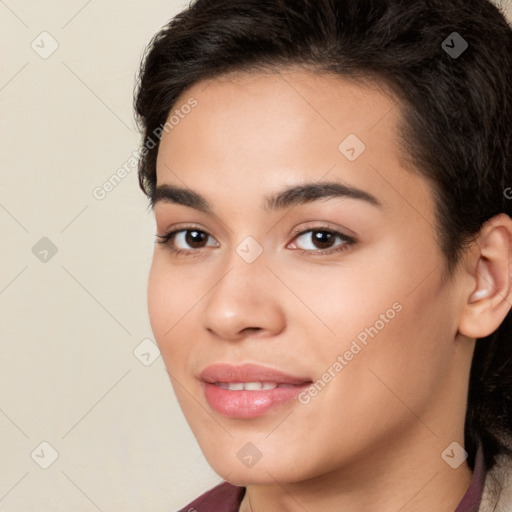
[455, 443, 486, 512]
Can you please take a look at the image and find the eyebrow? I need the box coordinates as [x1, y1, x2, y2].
[151, 180, 382, 213]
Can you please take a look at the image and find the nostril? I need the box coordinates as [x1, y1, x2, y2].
[243, 327, 261, 333]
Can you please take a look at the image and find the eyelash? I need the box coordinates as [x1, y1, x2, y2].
[155, 225, 356, 258]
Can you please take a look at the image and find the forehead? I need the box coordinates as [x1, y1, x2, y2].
[160, 69, 401, 154]
[154, 69, 435, 227]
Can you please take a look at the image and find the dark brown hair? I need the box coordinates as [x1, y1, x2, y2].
[134, 0, 512, 471]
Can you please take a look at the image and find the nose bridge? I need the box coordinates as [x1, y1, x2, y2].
[200, 234, 285, 338]
[213, 235, 271, 307]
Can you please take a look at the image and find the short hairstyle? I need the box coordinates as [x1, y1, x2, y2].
[134, 0, 512, 471]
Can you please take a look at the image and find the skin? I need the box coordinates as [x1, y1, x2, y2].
[147, 69, 512, 512]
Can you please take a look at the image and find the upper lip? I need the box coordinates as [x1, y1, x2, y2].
[199, 363, 312, 385]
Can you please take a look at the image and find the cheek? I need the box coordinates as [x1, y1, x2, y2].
[270, 248, 404, 349]
[147, 259, 169, 341]
[147, 255, 217, 383]
[147, 255, 200, 338]
[323, 269, 456, 427]
[283, 238, 454, 402]
[147, 257, 190, 366]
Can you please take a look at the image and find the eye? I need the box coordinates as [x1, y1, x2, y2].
[173, 229, 216, 249]
[155, 227, 219, 255]
[289, 228, 355, 256]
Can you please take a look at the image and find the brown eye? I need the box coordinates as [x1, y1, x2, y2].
[310, 231, 336, 249]
[155, 228, 219, 253]
[293, 229, 351, 252]
[183, 230, 209, 248]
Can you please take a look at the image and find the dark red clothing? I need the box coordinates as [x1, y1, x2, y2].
[178, 445, 485, 512]
[178, 481, 245, 511]
[455, 443, 486, 512]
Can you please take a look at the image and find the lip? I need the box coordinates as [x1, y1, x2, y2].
[200, 363, 311, 385]
[200, 363, 312, 418]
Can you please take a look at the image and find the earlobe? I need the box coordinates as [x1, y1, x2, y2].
[458, 214, 512, 339]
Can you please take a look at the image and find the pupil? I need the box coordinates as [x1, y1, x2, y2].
[186, 230, 206, 248]
[313, 231, 333, 249]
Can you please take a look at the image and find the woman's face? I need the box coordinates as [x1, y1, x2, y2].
[148, 70, 471, 484]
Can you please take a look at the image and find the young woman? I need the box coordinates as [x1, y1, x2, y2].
[134, 0, 512, 510]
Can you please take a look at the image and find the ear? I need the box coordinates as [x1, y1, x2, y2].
[458, 213, 512, 339]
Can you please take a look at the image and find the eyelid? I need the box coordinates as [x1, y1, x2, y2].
[288, 222, 357, 242]
[156, 221, 206, 233]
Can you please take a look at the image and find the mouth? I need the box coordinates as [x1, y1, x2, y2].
[199, 363, 313, 418]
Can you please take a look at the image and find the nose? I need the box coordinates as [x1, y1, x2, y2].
[201, 248, 286, 342]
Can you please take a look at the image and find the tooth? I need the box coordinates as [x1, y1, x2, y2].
[244, 382, 263, 390]
[214, 382, 283, 390]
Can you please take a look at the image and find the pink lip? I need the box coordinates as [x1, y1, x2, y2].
[199, 363, 312, 418]
[200, 363, 311, 385]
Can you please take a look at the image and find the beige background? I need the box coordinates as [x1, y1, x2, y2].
[1, 1, 510, 510]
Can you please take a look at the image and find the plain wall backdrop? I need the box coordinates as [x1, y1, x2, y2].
[0, 0, 511, 510]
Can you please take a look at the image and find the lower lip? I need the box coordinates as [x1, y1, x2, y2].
[203, 382, 311, 418]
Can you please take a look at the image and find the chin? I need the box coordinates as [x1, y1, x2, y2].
[217, 466, 294, 487]
[203, 447, 312, 486]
